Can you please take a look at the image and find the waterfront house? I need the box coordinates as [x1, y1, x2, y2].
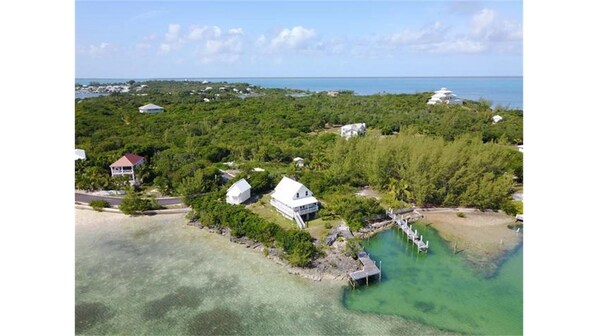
[75, 149, 86, 161]
[340, 123, 366, 139]
[270, 177, 319, 229]
[492, 115, 503, 124]
[226, 178, 251, 205]
[138, 103, 164, 113]
[427, 88, 463, 105]
[293, 157, 305, 168]
[110, 153, 145, 184]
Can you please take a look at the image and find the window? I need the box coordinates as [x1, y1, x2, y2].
[296, 193, 299, 198]
[305, 191, 308, 196]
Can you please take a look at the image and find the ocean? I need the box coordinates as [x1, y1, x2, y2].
[75, 211, 522, 335]
[75, 77, 523, 109]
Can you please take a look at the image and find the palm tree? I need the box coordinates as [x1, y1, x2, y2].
[388, 177, 413, 204]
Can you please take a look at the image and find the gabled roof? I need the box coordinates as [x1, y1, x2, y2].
[139, 103, 163, 110]
[110, 153, 144, 167]
[75, 149, 86, 160]
[227, 178, 251, 196]
[293, 157, 304, 162]
[274, 177, 304, 196]
[271, 177, 318, 207]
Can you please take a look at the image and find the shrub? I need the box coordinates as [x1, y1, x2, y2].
[89, 199, 110, 211]
[344, 238, 362, 259]
[456, 212, 466, 218]
[119, 189, 162, 215]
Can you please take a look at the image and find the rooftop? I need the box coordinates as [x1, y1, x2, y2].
[110, 153, 144, 167]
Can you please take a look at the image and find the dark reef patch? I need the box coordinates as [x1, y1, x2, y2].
[187, 308, 243, 335]
[75, 302, 114, 334]
[143, 286, 204, 320]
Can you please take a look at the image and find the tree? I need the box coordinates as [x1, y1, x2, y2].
[119, 189, 156, 215]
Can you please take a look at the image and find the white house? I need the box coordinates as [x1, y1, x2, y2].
[293, 157, 305, 168]
[517, 145, 524, 153]
[427, 88, 463, 105]
[226, 178, 251, 205]
[138, 103, 164, 113]
[340, 123, 366, 139]
[492, 115, 503, 124]
[110, 153, 145, 184]
[75, 149, 86, 160]
[270, 177, 319, 229]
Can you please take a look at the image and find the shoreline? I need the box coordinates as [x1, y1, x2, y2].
[416, 209, 523, 277]
[185, 219, 361, 283]
[76, 206, 521, 282]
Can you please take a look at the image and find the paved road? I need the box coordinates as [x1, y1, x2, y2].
[75, 193, 184, 206]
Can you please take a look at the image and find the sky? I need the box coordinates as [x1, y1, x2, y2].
[75, 0, 523, 78]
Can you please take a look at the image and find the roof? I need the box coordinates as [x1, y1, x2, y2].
[273, 177, 304, 196]
[227, 178, 251, 196]
[110, 153, 144, 167]
[293, 157, 304, 162]
[75, 149, 86, 160]
[138, 103, 163, 110]
[271, 177, 318, 207]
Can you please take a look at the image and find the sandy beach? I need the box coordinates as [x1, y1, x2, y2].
[418, 209, 522, 276]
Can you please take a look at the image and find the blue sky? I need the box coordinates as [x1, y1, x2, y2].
[76, 1, 523, 78]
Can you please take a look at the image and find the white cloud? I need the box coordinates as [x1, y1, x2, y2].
[165, 24, 181, 42]
[388, 21, 447, 46]
[77, 42, 115, 56]
[270, 26, 316, 50]
[188, 25, 222, 41]
[136, 42, 151, 50]
[255, 34, 266, 47]
[199, 27, 244, 63]
[384, 8, 521, 55]
[470, 8, 522, 42]
[414, 38, 486, 54]
[472, 8, 496, 37]
[160, 43, 171, 53]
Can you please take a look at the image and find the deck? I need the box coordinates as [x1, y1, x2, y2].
[350, 251, 381, 284]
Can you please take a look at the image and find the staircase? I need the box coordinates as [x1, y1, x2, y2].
[293, 212, 306, 229]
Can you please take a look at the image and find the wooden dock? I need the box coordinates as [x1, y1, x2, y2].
[387, 209, 429, 253]
[349, 251, 381, 286]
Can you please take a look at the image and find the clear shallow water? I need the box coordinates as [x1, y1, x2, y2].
[75, 77, 523, 109]
[75, 212, 448, 335]
[343, 224, 523, 335]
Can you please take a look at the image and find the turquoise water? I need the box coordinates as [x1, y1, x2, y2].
[343, 224, 523, 335]
[75, 77, 523, 109]
[75, 212, 450, 335]
[76, 212, 522, 335]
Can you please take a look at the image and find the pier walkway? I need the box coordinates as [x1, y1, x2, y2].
[387, 209, 429, 253]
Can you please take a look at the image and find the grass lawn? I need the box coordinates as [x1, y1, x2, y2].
[246, 195, 296, 230]
[247, 193, 340, 239]
[305, 217, 340, 241]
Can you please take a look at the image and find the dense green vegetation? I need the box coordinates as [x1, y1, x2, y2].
[189, 193, 317, 267]
[119, 189, 163, 215]
[89, 199, 110, 211]
[75, 79, 523, 229]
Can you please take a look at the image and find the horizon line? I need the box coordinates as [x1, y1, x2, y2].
[76, 75, 523, 80]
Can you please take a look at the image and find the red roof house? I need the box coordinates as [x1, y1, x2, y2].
[110, 153, 145, 184]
